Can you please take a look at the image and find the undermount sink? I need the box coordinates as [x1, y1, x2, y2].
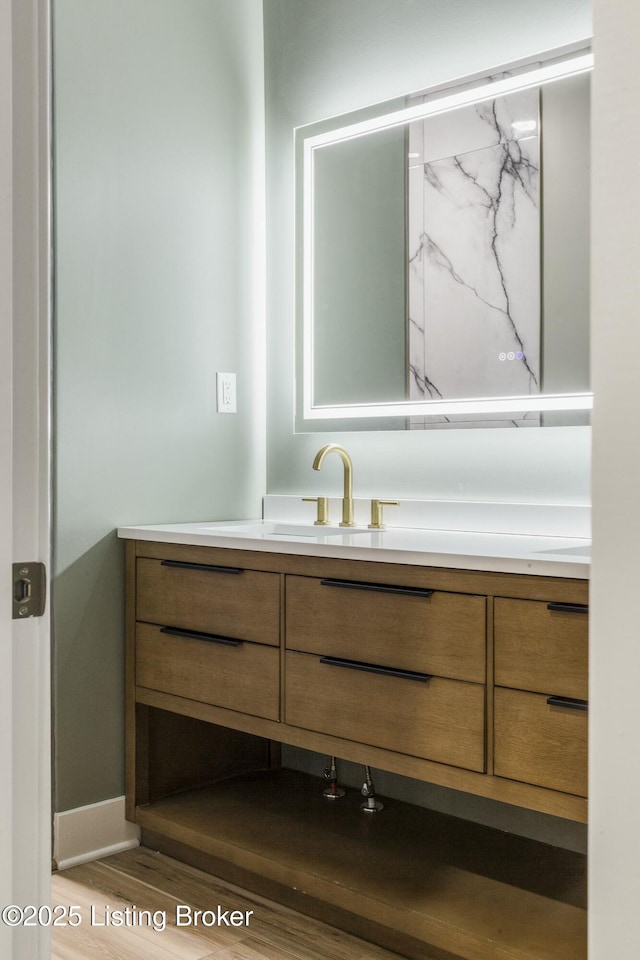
[203, 521, 372, 539]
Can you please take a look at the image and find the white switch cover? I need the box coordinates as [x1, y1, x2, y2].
[216, 372, 237, 413]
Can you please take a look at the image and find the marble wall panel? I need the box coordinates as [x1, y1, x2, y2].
[409, 89, 541, 428]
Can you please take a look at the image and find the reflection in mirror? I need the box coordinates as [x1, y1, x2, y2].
[296, 50, 592, 430]
[408, 86, 541, 427]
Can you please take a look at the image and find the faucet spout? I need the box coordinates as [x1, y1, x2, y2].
[312, 443, 355, 527]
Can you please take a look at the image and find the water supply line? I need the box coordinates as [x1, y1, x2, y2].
[361, 765, 384, 812]
[322, 756, 345, 799]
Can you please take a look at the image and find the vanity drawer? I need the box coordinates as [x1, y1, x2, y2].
[136, 622, 280, 720]
[136, 557, 280, 646]
[285, 650, 485, 772]
[494, 687, 587, 797]
[285, 575, 485, 683]
[494, 598, 588, 699]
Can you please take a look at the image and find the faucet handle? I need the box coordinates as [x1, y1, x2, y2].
[302, 496, 330, 525]
[368, 499, 399, 530]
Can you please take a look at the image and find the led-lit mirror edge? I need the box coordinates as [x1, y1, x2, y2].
[300, 50, 594, 424]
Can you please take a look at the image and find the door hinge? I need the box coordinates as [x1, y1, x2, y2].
[12, 562, 47, 619]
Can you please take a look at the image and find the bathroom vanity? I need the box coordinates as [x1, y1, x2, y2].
[119, 515, 588, 960]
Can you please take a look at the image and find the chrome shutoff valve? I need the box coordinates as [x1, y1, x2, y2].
[322, 756, 345, 799]
[360, 765, 383, 812]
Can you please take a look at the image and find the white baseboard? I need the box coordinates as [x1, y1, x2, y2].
[54, 795, 140, 871]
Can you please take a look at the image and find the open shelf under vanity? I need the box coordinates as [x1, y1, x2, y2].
[137, 767, 586, 960]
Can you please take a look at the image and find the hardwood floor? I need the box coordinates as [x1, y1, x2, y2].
[51, 846, 412, 960]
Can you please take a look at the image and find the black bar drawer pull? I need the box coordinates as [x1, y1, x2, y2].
[160, 626, 243, 647]
[547, 602, 588, 615]
[160, 560, 243, 575]
[320, 578, 434, 599]
[320, 656, 432, 683]
[547, 695, 588, 712]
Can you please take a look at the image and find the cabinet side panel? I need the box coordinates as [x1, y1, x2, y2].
[125, 540, 139, 820]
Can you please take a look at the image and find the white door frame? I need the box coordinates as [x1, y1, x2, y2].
[1, 0, 52, 958]
[2, 2, 640, 959]
[590, 0, 640, 955]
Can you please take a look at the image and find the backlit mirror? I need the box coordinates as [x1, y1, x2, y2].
[295, 49, 592, 430]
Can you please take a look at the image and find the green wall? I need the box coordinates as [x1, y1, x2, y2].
[53, 0, 265, 811]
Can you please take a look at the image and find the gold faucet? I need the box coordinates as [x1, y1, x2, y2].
[368, 499, 399, 530]
[312, 444, 355, 527]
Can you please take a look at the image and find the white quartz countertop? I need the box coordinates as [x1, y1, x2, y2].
[117, 518, 590, 579]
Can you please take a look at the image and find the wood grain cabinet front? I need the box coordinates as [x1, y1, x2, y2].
[285, 574, 486, 683]
[284, 573, 486, 772]
[285, 649, 486, 771]
[494, 597, 588, 700]
[136, 556, 280, 646]
[494, 687, 588, 796]
[133, 554, 281, 721]
[494, 597, 588, 796]
[136, 622, 280, 721]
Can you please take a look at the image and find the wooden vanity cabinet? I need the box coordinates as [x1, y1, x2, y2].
[126, 539, 589, 960]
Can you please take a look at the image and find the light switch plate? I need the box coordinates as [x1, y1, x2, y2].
[216, 372, 237, 413]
